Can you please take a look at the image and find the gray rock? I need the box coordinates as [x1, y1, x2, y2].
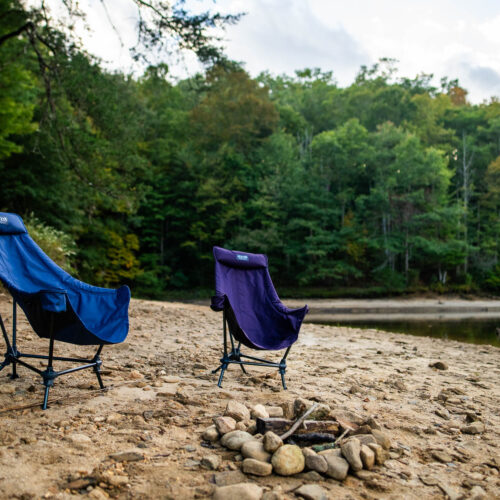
[318, 448, 342, 457]
[266, 406, 284, 417]
[202, 425, 220, 442]
[360, 444, 375, 470]
[220, 430, 254, 450]
[297, 471, 324, 482]
[432, 450, 453, 463]
[294, 484, 328, 500]
[247, 422, 258, 435]
[461, 422, 485, 434]
[242, 458, 273, 476]
[201, 454, 221, 470]
[225, 400, 251, 422]
[241, 440, 271, 462]
[293, 398, 330, 419]
[213, 483, 263, 500]
[109, 450, 144, 462]
[214, 470, 247, 486]
[341, 438, 363, 471]
[263, 431, 283, 453]
[214, 416, 237, 435]
[368, 443, 387, 465]
[468, 485, 487, 500]
[356, 434, 377, 446]
[371, 429, 391, 450]
[271, 444, 305, 476]
[323, 454, 349, 481]
[251, 404, 269, 419]
[363, 416, 382, 430]
[305, 453, 328, 474]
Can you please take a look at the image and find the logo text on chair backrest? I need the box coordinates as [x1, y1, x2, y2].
[0, 216, 7, 224]
[236, 254, 249, 261]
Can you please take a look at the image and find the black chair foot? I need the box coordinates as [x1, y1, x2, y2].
[239, 363, 248, 375]
[280, 371, 287, 390]
[94, 369, 104, 389]
[217, 364, 228, 387]
[42, 385, 50, 410]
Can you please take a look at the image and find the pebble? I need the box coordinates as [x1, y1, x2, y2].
[429, 361, 448, 370]
[360, 444, 375, 469]
[341, 438, 363, 471]
[225, 400, 251, 422]
[432, 450, 453, 463]
[368, 443, 387, 465]
[220, 430, 254, 450]
[294, 484, 328, 500]
[129, 369, 143, 379]
[271, 444, 305, 476]
[201, 454, 221, 470]
[263, 431, 283, 453]
[202, 424, 220, 442]
[251, 404, 269, 419]
[213, 482, 263, 500]
[214, 416, 237, 435]
[266, 406, 284, 417]
[323, 454, 349, 480]
[461, 422, 485, 434]
[242, 458, 273, 476]
[214, 470, 247, 486]
[109, 450, 144, 462]
[241, 440, 271, 462]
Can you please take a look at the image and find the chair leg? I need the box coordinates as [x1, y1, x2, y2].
[92, 345, 105, 389]
[40, 314, 56, 410]
[217, 363, 228, 388]
[279, 346, 291, 390]
[42, 384, 51, 411]
[236, 343, 247, 374]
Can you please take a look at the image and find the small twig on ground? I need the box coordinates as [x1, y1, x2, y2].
[280, 402, 319, 441]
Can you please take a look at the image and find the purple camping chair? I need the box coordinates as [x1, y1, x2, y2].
[210, 246, 308, 389]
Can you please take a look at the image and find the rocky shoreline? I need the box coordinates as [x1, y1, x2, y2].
[0, 296, 499, 499]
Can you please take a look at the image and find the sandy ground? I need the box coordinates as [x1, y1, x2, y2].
[0, 294, 499, 499]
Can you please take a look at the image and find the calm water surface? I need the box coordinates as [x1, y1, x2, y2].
[316, 318, 500, 347]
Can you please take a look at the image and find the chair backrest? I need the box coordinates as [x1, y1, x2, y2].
[211, 246, 306, 350]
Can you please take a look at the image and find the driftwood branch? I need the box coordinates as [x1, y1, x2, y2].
[280, 402, 318, 441]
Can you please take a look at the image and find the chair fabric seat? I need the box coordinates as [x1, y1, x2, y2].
[211, 246, 308, 351]
[0, 213, 129, 345]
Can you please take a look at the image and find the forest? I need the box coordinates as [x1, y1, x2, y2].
[1, 0, 500, 298]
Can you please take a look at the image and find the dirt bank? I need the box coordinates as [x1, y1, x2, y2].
[0, 295, 499, 499]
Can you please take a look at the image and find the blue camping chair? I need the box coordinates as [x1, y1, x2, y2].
[210, 246, 308, 389]
[0, 212, 130, 409]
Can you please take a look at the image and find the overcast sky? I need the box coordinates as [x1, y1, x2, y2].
[65, 0, 500, 103]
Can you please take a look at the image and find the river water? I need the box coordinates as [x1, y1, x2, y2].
[283, 298, 500, 348]
[306, 317, 500, 347]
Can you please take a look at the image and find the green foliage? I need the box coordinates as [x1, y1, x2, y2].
[2, 8, 500, 296]
[24, 214, 76, 273]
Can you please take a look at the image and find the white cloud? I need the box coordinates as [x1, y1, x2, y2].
[31, 0, 500, 102]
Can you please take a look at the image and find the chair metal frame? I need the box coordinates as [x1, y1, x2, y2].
[0, 299, 105, 410]
[212, 305, 292, 389]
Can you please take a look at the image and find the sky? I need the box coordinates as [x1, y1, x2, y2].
[46, 0, 500, 103]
